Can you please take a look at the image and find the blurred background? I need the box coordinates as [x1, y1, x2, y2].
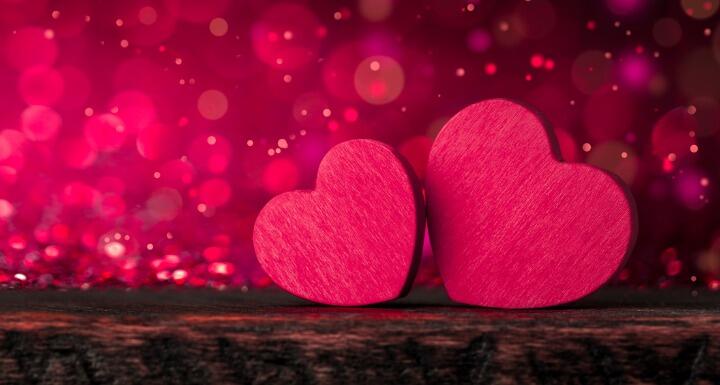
[0, 0, 718, 291]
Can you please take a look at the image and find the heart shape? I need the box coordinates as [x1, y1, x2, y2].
[426, 99, 636, 308]
[253, 139, 424, 305]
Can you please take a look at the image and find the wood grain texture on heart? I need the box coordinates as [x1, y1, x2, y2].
[253, 139, 424, 306]
[426, 99, 637, 309]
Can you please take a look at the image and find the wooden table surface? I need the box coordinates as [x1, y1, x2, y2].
[0, 287, 718, 384]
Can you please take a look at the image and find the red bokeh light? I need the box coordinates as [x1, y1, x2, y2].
[0, 0, 716, 290]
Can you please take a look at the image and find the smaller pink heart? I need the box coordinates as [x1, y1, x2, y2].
[253, 139, 424, 306]
[427, 99, 637, 308]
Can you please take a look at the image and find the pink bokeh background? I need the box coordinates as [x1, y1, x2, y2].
[0, 0, 719, 290]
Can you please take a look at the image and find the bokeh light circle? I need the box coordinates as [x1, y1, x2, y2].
[359, 0, 393, 22]
[0, 0, 714, 289]
[147, 187, 183, 221]
[492, 15, 525, 47]
[199, 178, 232, 207]
[62, 181, 99, 207]
[109, 90, 157, 134]
[18, 66, 64, 106]
[21, 105, 61, 141]
[681, 0, 719, 19]
[653, 18, 682, 47]
[138, 6, 158, 25]
[467, 29, 492, 53]
[354, 56, 405, 105]
[618, 55, 653, 90]
[197, 89, 228, 120]
[83, 113, 127, 152]
[0, 199, 14, 220]
[209, 17, 228, 37]
[59, 137, 97, 169]
[262, 158, 300, 194]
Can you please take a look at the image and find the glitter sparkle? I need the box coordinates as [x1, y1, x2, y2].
[0, 0, 717, 290]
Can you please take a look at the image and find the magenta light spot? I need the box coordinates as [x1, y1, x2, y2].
[619, 55, 653, 89]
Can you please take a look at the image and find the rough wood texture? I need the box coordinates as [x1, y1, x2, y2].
[426, 99, 637, 308]
[0, 288, 719, 384]
[254, 139, 424, 306]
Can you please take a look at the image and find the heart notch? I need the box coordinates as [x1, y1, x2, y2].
[427, 99, 637, 309]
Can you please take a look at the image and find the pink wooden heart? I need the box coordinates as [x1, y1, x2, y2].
[253, 139, 424, 306]
[427, 99, 636, 308]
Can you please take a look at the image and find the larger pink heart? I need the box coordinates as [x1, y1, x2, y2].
[253, 139, 424, 306]
[427, 99, 636, 308]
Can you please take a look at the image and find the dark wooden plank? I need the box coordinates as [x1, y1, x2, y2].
[0, 288, 718, 384]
